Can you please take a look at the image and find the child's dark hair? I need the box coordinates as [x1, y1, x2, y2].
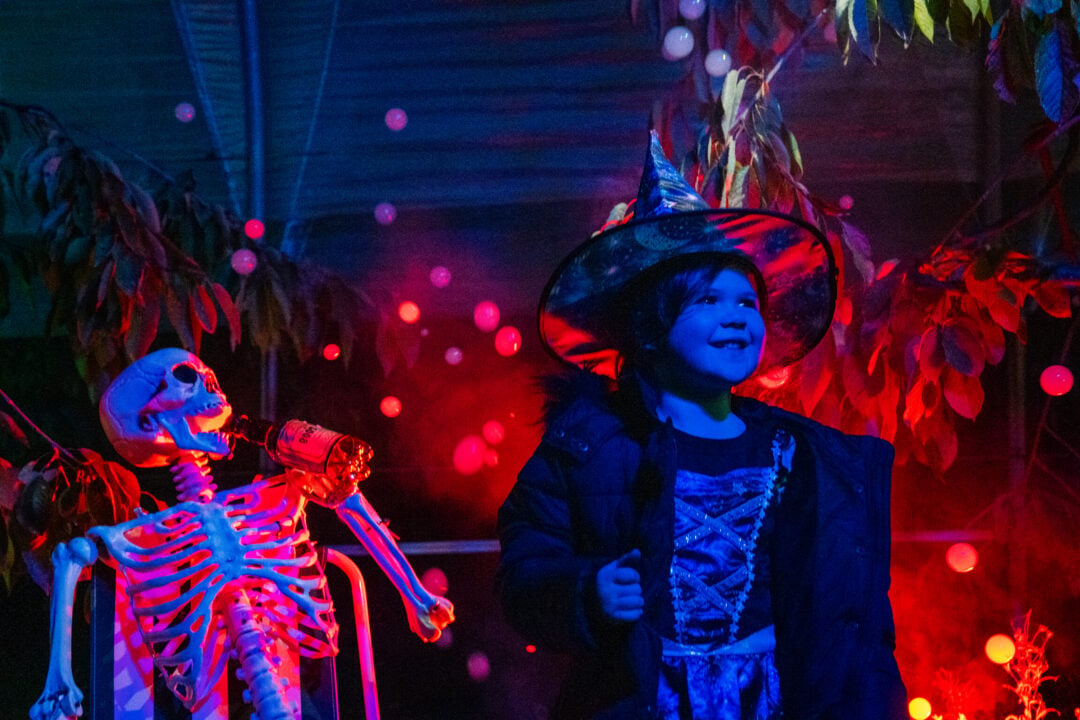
[606, 252, 766, 382]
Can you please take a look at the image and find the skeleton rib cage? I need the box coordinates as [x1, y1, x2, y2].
[86, 475, 338, 707]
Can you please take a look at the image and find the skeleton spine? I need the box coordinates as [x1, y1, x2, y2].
[171, 452, 216, 503]
[225, 590, 296, 720]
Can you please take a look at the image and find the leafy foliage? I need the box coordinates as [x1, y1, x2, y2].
[643, 64, 1078, 473]
[0, 102, 374, 395]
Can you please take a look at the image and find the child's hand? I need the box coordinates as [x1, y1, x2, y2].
[595, 549, 644, 623]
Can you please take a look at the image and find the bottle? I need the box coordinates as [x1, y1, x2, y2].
[226, 415, 374, 506]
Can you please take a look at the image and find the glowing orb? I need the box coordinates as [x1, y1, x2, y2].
[473, 301, 500, 332]
[482, 420, 505, 445]
[322, 343, 341, 361]
[230, 248, 258, 275]
[444, 347, 463, 365]
[453, 435, 486, 475]
[1040, 364, 1073, 396]
[985, 634, 1016, 664]
[435, 627, 454, 648]
[483, 448, 499, 467]
[945, 542, 978, 573]
[704, 49, 732, 76]
[525, 644, 537, 654]
[384, 107, 408, 131]
[430, 265, 452, 288]
[421, 567, 449, 595]
[174, 102, 196, 123]
[495, 326, 522, 356]
[663, 26, 694, 60]
[244, 218, 265, 240]
[398, 301, 420, 324]
[467, 651, 490, 681]
[757, 366, 790, 389]
[679, 0, 706, 19]
[374, 202, 397, 225]
[907, 697, 932, 720]
[839, 194, 855, 210]
[380, 396, 402, 418]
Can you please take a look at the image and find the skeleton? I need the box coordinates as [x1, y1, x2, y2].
[31, 348, 453, 720]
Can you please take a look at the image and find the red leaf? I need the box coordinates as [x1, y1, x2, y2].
[942, 367, 985, 419]
[918, 326, 946, 382]
[211, 283, 241, 349]
[191, 284, 217, 332]
[941, 319, 985, 376]
[1032, 280, 1072, 318]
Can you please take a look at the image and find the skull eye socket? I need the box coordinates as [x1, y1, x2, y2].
[172, 363, 199, 384]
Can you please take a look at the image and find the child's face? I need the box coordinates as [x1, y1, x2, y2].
[660, 268, 766, 392]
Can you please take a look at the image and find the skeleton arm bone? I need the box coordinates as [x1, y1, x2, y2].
[30, 537, 100, 720]
[335, 491, 454, 641]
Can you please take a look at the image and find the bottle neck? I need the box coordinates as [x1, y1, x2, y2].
[225, 414, 276, 448]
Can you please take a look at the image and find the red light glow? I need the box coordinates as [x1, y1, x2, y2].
[380, 396, 402, 418]
[1040, 364, 1074, 396]
[985, 633, 1016, 664]
[453, 435, 486, 475]
[473, 301, 500, 333]
[398, 301, 421, 324]
[907, 697, 931, 720]
[244, 219, 265, 240]
[495, 326, 522, 356]
[945, 542, 978, 573]
[482, 420, 505, 445]
[525, 644, 537, 654]
[421, 567, 448, 596]
[322, 344, 341, 361]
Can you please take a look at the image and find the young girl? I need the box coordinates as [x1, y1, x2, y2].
[496, 133, 907, 719]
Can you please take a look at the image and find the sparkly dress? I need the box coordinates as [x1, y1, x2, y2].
[655, 420, 792, 719]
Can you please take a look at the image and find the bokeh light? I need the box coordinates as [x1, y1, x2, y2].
[663, 26, 695, 59]
[907, 697, 932, 720]
[374, 202, 397, 225]
[398, 301, 421, 324]
[244, 218, 265, 240]
[839, 194, 855, 210]
[230, 248, 258, 275]
[174, 102, 196, 123]
[495, 326, 522, 356]
[421, 567, 449, 596]
[945, 542, 978, 573]
[385, 107, 408, 131]
[322, 343, 341, 361]
[483, 448, 499, 467]
[380, 396, 402, 418]
[430, 265, 452, 288]
[473, 301, 500, 332]
[435, 627, 454, 648]
[453, 435, 487, 475]
[985, 633, 1016, 664]
[467, 651, 490, 682]
[482, 420, 505, 445]
[704, 49, 732, 76]
[444, 347, 463, 365]
[1040, 364, 1074, 396]
[679, 0, 706, 19]
[525, 644, 537, 654]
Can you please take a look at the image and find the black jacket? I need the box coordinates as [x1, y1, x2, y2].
[496, 378, 907, 719]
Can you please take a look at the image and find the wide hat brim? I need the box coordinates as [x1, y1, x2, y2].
[539, 207, 838, 378]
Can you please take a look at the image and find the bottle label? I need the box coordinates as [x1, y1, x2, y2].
[274, 420, 343, 474]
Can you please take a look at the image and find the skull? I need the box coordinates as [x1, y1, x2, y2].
[100, 348, 233, 467]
